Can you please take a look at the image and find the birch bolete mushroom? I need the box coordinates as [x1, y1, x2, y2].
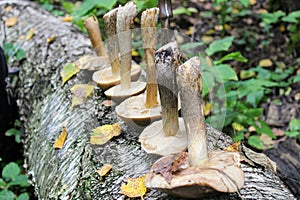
[115, 8, 162, 128]
[145, 57, 244, 198]
[139, 41, 187, 156]
[92, 6, 141, 90]
[104, 2, 146, 102]
[83, 16, 110, 70]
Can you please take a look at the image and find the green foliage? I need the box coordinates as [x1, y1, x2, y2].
[205, 36, 235, 56]
[173, 7, 198, 16]
[5, 120, 21, 144]
[0, 162, 30, 200]
[3, 43, 26, 62]
[285, 118, 300, 139]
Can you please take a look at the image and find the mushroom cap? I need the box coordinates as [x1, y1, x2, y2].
[139, 118, 187, 156]
[115, 92, 162, 129]
[146, 150, 244, 199]
[104, 81, 146, 104]
[92, 63, 141, 90]
[75, 55, 110, 71]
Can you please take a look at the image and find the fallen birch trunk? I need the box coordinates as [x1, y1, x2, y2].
[0, 1, 296, 199]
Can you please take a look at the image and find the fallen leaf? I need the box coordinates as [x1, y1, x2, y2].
[26, 28, 35, 41]
[259, 59, 273, 67]
[132, 49, 139, 57]
[214, 25, 223, 31]
[184, 26, 196, 35]
[5, 17, 18, 27]
[294, 93, 300, 100]
[5, 6, 12, 12]
[47, 35, 56, 43]
[250, 0, 256, 5]
[225, 142, 241, 152]
[70, 84, 94, 109]
[61, 63, 80, 85]
[54, 128, 67, 149]
[90, 123, 122, 145]
[232, 122, 244, 131]
[204, 102, 211, 116]
[96, 164, 112, 176]
[201, 35, 213, 43]
[75, 55, 109, 71]
[62, 16, 73, 22]
[120, 175, 147, 198]
[240, 70, 256, 79]
[257, 9, 268, 14]
[152, 156, 173, 183]
[272, 128, 285, 137]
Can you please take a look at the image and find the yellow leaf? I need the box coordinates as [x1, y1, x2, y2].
[259, 59, 273, 67]
[279, 25, 285, 32]
[240, 70, 256, 80]
[96, 164, 112, 176]
[26, 28, 35, 41]
[250, 0, 256, 5]
[120, 175, 147, 198]
[5, 17, 18, 27]
[62, 16, 73, 22]
[70, 84, 94, 109]
[225, 142, 241, 152]
[214, 25, 223, 31]
[201, 35, 213, 43]
[232, 122, 244, 131]
[132, 49, 139, 57]
[61, 63, 80, 85]
[258, 9, 268, 14]
[54, 128, 67, 149]
[47, 35, 56, 43]
[224, 24, 231, 30]
[184, 26, 196, 35]
[204, 102, 211, 116]
[90, 123, 122, 145]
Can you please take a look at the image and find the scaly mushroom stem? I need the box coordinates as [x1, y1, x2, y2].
[176, 57, 208, 167]
[117, 2, 137, 90]
[141, 8, 159, 108]
[155, 42, 182, 136]
[158, 0, 173, 45]
[84, 16, 107, 57]
[103, 8, 121, 75]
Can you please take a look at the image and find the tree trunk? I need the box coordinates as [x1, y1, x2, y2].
[0, 1, 296, 199]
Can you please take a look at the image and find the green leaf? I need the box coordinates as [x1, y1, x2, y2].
[205, 36, 235, 56]
[0, 178, 6, 187]
[289, 118, 300, 131]
[2, 162, 21, 180]
[15, 49, 26, 60]
[240, 0, 249, 7]
[293, 74, 300, 83]
[284, 131, 299, 137]
[97, 0, 117, 10]
[248, 135, 264, 150]
[61, 63, 80, 85]
[233, 132, 244, 142]
[5, 128, 20, 137]
[202, 71, 216, 96]
[71, 0, 98, 17]
[8, 174, 30, 187]
[0, 190, 15, 200]
[16, 193, 29, 200]
[173, 7, 198, 16]
[62, 1, 76, 14]
[215, 64, 238, 81]
[246, 90, 264, 106]
[216, 52, 248, 64]
[260, 10, 285, 24]
[253, 121, 276, 139]
[244, 108, 263, 119]
[282, 10, 300, 23]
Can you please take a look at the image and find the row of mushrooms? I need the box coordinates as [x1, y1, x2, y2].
[84, 1, 244, 198]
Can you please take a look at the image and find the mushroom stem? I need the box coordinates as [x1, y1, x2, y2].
[176, 57, 208, 167]
[155, 42, 182, 136]
[117, 2, 137, 90]
[158, 0, 173, 45]
[103, 8, 121, 76]
[141, 8, 159, 108]
[84, 16, 107, 57]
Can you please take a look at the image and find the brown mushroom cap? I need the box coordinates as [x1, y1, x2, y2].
[139, 118, 187, 156]
[104, 81, 146, 104]
[146, 150, 244, 199]
[92, 63, 141, 90]
[115, 92, 162, 128]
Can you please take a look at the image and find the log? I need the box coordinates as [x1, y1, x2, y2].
[0, 1, 296, 199]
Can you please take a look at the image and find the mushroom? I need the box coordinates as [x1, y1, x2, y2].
[145, 57, 244, 198]
[82, 16, 110, 71]
[92, 6, 141, 90]
[115, 8, 162, 128]
[138, 41, 187, 156]
[104, 2, 146, 102]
